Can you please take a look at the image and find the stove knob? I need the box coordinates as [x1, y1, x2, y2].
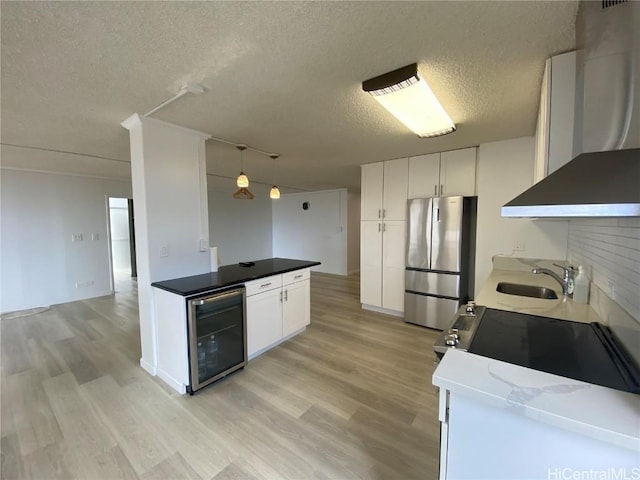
[447, 329, 459, 340]
[465, 302, 476, 314]
[444, 334, 458, 347]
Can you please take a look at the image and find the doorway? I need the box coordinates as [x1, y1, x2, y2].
[108, 197, 137, 292]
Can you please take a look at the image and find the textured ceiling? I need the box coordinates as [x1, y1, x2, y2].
[1, 1, 577, 192]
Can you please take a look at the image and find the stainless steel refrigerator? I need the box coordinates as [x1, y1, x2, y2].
[404, 196, 477, 329]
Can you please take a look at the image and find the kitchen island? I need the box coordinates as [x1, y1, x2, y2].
[151, 258, 320, 394]
[433, 256, 640, 479]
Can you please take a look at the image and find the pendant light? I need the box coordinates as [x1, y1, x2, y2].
[235, 145, 249, 187]
[269, 154, 281, 200]
[233, 145, 254, 199]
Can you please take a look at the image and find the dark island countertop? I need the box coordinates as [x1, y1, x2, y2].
[151, 257, 321, 297]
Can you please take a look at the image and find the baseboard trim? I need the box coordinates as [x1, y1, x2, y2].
[361, 304, 404, 318]
[139, 358, 156, 376]
[157, 367, 187, 395]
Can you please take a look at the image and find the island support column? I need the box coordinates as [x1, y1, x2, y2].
[121, 114, 210, 376]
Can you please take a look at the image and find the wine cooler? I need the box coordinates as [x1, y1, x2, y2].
[186, 287, 247, 393]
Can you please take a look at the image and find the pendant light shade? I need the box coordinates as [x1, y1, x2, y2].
[269, 154, 280, 200]
[362, 63, 455, 138]
[233, 187, 255, 200]
[236, 172, 249, 188]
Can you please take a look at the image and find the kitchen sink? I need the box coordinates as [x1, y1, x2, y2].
[496, 282, 558, 300]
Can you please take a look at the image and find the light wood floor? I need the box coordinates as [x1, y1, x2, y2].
[1, 273, 442, 479]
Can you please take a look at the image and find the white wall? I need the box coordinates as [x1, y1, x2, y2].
[1, 169, 132, 313]
[272, 189, 349, 275]
[475, 137, 569, 292]
[207, 183, 273, 265]
[347, 192, 361, 274]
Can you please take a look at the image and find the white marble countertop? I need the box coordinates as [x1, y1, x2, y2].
[433, 349, 640, 452]
[475, 257, 602, 324]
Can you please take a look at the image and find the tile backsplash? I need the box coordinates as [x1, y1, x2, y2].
[567, 217, 640, 322]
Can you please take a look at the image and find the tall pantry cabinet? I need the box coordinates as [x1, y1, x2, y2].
[360, 158, 408, 314]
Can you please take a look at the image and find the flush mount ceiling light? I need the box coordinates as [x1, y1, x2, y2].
[362, 63, 456, 138]
[233, 145, 254, 199]
[269, 154, 281, 200]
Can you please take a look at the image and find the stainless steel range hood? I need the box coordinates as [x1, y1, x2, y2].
[502, 0, 640, 218]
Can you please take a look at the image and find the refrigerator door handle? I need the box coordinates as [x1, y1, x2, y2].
[435, 207, 440, 223]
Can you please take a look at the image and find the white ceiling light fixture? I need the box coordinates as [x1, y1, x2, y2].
[269, 154, 281, 200]
[362, 63, 456, 138]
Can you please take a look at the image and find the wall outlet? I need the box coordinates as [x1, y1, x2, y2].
[91, 233, 100, 241]
[159, 245, 169, 257]
[71, 233, 84, 242]
[75, 280, 94, 288]
[512, 240, 525, 252]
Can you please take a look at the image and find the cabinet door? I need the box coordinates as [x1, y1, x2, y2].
[246, 288, 283, 357]
[282, 280, 310, 337]
[361, 163, 384, 221]
[440, 148, 476, 196]
[382, 220, 406, 312]
[382, 158, 409, 220]
[360, 221, 383, 307]
[408, 153, 440, 199]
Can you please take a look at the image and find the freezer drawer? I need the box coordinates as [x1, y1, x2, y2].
[405, 269, 460, 298]
[404, 292, 459, 329]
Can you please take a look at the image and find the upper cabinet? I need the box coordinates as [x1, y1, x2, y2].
[408, 147, 476, 199]
[534, 51, 576, 183]
[361, 158, 408, 221]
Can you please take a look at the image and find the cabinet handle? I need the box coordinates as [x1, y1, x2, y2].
[378, 209, 381, 218]
[383, 209, 386, 218]
[260, 282, 272, 288]
[294, 274, 303, 279]
[434, 184, 438, 196]
[382, 223, 386, 232]
[280, 291, 283, 303]
[284, 289, 288, 302]
[378, 223, 381, 232]
[440, 184, 444, 196]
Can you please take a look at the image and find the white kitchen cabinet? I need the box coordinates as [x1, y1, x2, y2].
[246, 269, 311, 359]
[246, 285, 283, 357]
[534, 51, 576, 183]
[361, 158, 408, 221]
[360, 221, 383, 307]
[360, 220, 406, 314]
[361, 162, 384, 220]
[408, 148, 476, 198]
[282, 277, 310, 337]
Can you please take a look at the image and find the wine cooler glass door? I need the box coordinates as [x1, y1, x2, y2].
[188, 287, 246, 391]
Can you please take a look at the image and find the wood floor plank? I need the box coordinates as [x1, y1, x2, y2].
[21, 443, 73, 480]
[52, 336, 102, 385]
[141, 452, 202, 480]
[5, 369, 63, 456]
[1, 434, 25, 480]
[42, 372, 117, 456]
[81, 375, 175, 475]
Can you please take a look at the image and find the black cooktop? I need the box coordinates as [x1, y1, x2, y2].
[468, 308, 640, 394]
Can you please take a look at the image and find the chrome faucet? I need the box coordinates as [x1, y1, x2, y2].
[531, 263, 576, 296]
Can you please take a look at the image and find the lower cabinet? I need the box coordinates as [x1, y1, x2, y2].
[246, 286, 283, 356]
[246, 269, 311, 359]
[360, 220, 406, 314]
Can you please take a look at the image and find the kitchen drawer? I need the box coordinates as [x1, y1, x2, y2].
[245, 274, 282, 296]
[283, 268, 310, 285]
